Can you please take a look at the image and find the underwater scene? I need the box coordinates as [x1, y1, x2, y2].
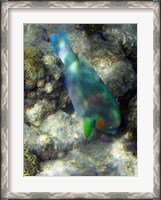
[24, 24, 137, 176]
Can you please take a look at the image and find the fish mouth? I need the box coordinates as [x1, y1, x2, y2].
[107, 129, 118, 135]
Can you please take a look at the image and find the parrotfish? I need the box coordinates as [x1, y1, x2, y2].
[51, 29, 121, 137]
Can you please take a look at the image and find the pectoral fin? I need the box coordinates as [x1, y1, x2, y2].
[83, 117, 94, 138]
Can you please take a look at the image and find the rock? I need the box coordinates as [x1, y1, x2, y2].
[26, 91, 36, 100]
[37, 131, 137, 176]
[58, 89, 70, 109]
[43, 55, 64, 81]
[50, 65, 63, 81]
[102, 24, 137, 46]
[44, 82, 54, 94]
[101, 24, 137, 72]
[24, 24, 49, 44]
[39, 24, 57, 36]
[24, 24, 53, 54]
[57, 152, 66, 159]
[25, 99, 53, 126]
[24, 111, 87, 161]
[102, 60, 136, 99]
[24, 124, 56, 161]
[42, 54, 59, 65]
[37, 79, 45, 88]
[39, 111, 86, 150]
[84, 24, 104, 36]
[45, 75, 50, 82]
[127, 95, 137, 131]
[24, 43, 43, 59]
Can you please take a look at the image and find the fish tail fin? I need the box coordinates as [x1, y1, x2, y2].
[59, 29, 72, 49]
[51, 28, 77, 65]
[51, 32, 59, 56]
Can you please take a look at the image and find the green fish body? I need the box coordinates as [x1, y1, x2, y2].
[51, 29, 121, 137]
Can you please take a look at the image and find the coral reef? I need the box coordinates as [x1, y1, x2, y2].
[24, 24, 137, 176]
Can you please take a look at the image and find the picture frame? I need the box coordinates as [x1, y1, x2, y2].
[1, 1, 160, 199]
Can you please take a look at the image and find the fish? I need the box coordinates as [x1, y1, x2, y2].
[51, 29, 121, 137]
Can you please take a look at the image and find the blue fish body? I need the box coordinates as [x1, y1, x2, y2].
[51, 29, 121, 137]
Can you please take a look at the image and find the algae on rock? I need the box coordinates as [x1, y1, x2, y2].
[24, 148, 40, 176]
[24, 58, 45, 90]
